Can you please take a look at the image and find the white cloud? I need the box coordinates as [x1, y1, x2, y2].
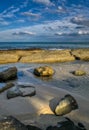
[55, 32, 63, 36]
[16, 19, 25, 23]
[57, 6, 66, 13]
[0, 17, 89, 41]
[78, 30, 89, 35]
[0, 21, 10, 25]
[71, 15, 89, 27]
[22, 12, 40, 18]
[0, 7, 20, 19]
[33, 0, 54, 6]
[12, 31, 36, 36]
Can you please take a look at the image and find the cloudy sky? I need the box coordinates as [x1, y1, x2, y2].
[0, 0, 89, 42]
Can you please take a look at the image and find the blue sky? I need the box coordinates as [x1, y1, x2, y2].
[0, 0, 89, 42]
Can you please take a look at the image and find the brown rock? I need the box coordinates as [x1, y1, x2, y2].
[72, 70, 86, 76]
[71, 49, 89, 61]
[34, 66, 54, 77]
[0, 54, 19, 64]
[20, 50, 75, 63]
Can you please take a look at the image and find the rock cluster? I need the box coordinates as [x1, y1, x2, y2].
[0, 67, 36, 99]
[0, 116, 86, 130]
[34, 66, 54, 77]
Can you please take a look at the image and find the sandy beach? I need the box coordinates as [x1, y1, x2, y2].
[0, 59, 89, 129]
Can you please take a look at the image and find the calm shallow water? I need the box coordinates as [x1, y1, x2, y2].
[0, 61, 89, 99]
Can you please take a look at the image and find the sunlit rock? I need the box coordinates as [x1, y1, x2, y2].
[34, 66, 54, 77]
[0, 54, 19, 64]
[50, 95, 78, 116]
[71, 49, 89, 61]
[72, 70, 86, 76]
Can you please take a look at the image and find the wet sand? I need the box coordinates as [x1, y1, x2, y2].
[0, 61, 89, 129]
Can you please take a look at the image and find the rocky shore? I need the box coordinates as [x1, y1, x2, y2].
[0, 49, 89, 64]
[0, 48, 89, 129]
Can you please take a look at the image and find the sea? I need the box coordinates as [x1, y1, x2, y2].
[0, 42, 89, 50]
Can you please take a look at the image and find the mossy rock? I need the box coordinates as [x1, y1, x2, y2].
[34, 66, 54, 77]
[73, 70, 86, 76]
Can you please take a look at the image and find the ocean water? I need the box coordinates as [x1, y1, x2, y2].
[0, 42, 89, 50]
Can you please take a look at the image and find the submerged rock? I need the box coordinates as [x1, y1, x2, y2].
[34, 66, 54, 77]
[72, 70, 86, 76]
[0, 116, 42, 130]
[7, 86, 22, 99]
[0, 83, 14, 93]
[19, 86, 36, 97]
[50, 94, 78, 116]
[7, 85, 36, 99]
[0, 67, 17, 82]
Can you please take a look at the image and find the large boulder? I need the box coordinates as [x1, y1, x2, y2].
[72, 70, 86, 76]
[0, 116, 42, 130]
[49, 95, 78, 116]
[0, 67, 17, 82]
[0, 83, 14, 93]
[34, 66, 54, 77]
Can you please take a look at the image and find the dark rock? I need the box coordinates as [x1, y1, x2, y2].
[46, 118, 86, 130]
[7, 85, 36, 99]
[50, 94, 78, 116]
[46, 117, 75, 130]
[0, 116, 27, 130]
[76, 122, 87, 130]
[7, 86, 22, 99]
[0, 116, 42, 130]
[34, 66, 54, 77]
[0, 83, 14, 93]
[27, 125, 42, 130]
[19, 86, 36, 97]
[0, 67, 17, 82]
